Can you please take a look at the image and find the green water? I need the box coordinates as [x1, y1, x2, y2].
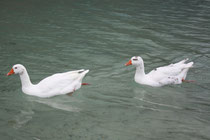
[0, 0, 210, 139]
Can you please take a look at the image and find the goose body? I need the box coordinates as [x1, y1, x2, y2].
[125, 56, 193, 87]
[7, 64, 89, 98]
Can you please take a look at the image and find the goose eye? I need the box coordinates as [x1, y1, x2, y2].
[133, 59, 138, 61]
[14, 67, 17, 69]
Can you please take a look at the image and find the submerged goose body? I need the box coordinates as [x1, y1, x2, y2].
[125, 56, 194, 87]
[7, 64, 89, 98]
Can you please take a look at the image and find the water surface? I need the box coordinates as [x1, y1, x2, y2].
[0, 0, 210, 139]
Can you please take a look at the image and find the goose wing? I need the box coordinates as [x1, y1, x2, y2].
[148, 59, 192, 76]
[37, 69, 86, 92]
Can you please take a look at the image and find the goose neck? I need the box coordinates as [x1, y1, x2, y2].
[135, 65, 145, 76]
[19, 69, 32, 87]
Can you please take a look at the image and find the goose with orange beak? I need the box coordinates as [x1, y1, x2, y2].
[7, 64, 89, 98]
[125, 56, 194, 87]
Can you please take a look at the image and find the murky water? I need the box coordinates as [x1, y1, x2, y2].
[0, 0, 210, 139]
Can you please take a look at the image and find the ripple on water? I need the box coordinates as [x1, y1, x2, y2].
[0, 0, 210, 139]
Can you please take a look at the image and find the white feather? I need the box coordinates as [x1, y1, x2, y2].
[126, 56, 193, 87]
[9, 64, 89, 98]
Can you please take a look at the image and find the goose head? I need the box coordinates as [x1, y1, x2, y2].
[7, 64, 25, 76]
[125, 56, 144, 67]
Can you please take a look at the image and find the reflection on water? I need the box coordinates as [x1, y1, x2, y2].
[26, 96, 81, 112]
[0, 0, 210, 139]
[12, 110, 34, 129]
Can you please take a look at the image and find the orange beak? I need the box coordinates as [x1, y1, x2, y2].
[125, 60, 132, 66]
[7, 68, 14, 76]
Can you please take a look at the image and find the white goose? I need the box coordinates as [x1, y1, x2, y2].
[7, 64, 89, 98]
[125, 56, 194, 87]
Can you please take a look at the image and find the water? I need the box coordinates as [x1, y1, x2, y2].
[0, 0, 210, 139]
